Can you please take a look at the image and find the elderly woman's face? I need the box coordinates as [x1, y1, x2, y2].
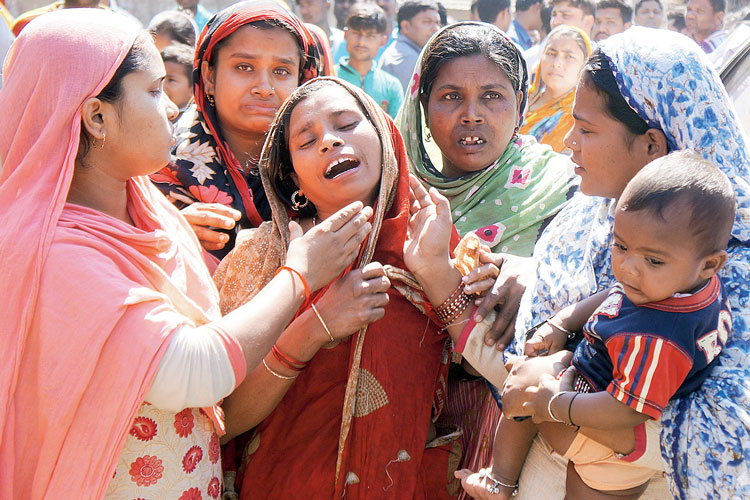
[425, 54, 522, 178]
[288, 85, 382, 219]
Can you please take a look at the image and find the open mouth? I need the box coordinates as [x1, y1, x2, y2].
[324, 157, 361, 179]
[458, 136, 486, 146]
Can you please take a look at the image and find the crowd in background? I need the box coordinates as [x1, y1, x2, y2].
[1, 1, 749, 500]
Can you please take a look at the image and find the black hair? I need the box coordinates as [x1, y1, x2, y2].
[147, 11, 197, 47]
[437, 1, 448, 25]
[268, 79, 377, 217]
[707, 0, 726, 14]
[397, 0, 439, 28]
[346, 2, 389, 33]
[619, 150, 735, 256]
[596, 0, 634, 23]
[667, 6, 686, 30]
[476, 0, 511, 24]
[635, 0, 662, 13]
[419, 23, 522, 107]
[553, 0, 596, 16]
[77, 30, 153, 161]
[582, 49, 649, 146]
[209, 19, 307, 83]
[516, 0, 544, 12]
[541, 3, 553, 33]
[161, 43, 194, 82]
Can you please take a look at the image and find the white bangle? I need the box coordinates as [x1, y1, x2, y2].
[545, 318, 575, 338]
[547, 391, 568, 423]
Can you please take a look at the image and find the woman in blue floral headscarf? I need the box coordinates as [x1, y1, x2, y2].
[515, 28, 750, 499]
[459, 27, 750, 500]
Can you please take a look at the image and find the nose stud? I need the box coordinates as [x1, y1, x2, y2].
[571, 140, 578, 146]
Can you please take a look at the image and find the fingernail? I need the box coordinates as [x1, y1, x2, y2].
[221, 234, 229, 241]
[485, 338, 494, 346]
[497, 344, 505, 350]
[474, 314, 483, 322]
[461, 276, 468, 283]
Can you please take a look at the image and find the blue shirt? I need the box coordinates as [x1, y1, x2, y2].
[507, 19, 533, 51]
[336, 59, 404, 117]
[377, 33, 421, 92]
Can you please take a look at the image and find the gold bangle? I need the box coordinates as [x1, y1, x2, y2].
[262, 359, 297, 380]
[311, 303, 335, 343]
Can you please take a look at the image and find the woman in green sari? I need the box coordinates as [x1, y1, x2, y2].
[395, 22, 576, 497]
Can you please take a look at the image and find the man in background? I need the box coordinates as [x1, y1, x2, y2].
[508, 0, 543, 50]
[593, 0, 632, 42]
[297, 0, 345, 58]
[476, 0, 512, 33]
[336, 3, 404, 116]
[379, 0, 441, 90]
[686, 0, 725, 53]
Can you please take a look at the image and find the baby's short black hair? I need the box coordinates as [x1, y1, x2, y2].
[618, 150, 735, 256]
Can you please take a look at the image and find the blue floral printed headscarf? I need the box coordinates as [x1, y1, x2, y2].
[513, 27, 750, 499]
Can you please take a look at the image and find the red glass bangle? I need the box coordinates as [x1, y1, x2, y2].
[271, 344, 307, 371]
[275, 265, 310, 304]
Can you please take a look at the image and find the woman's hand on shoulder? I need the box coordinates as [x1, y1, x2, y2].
[468, 251, 537, 351]
[403, 175, 454, 278]
[181, 202, 241, 251]
[286, 202, 373, 292]
[314, 261, 391, 340]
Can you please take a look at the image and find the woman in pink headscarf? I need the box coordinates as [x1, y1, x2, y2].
[0, 9, 371, 500]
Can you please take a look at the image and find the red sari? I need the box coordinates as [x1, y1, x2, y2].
[216, 82, 462, 499]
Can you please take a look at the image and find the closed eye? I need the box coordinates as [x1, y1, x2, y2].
[338, 121, 358, 131]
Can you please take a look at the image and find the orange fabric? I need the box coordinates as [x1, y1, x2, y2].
[10, 1, 108, 36]
[0, 10, 227, 499]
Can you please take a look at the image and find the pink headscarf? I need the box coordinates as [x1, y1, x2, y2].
[0, 10, 229, 499]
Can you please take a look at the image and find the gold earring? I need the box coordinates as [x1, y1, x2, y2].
[98, 133, 106, 150]
[206, 94, 215, 106]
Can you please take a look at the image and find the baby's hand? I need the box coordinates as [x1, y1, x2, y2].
[524, 321, 568, 357]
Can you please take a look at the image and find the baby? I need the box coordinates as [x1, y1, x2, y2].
[487, 151, 735, 498]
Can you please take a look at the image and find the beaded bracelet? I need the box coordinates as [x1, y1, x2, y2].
[275, 265, 310, 304]
[435, 283, 471, 327]
[262, 359, 298, 380]
[271, 345, 307, 372]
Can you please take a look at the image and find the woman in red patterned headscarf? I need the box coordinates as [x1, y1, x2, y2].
[153, 0, 326, 259]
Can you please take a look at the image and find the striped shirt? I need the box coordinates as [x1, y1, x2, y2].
[572, 276, 731, 419]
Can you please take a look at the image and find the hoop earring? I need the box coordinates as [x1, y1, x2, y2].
[512, 125, 519, 142]
[291, 190, 309, 211]
[98, 133, 106, 150]
[206, 93, 215, 106]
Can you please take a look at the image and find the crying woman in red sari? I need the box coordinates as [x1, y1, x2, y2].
[215, 77, 480, 499]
